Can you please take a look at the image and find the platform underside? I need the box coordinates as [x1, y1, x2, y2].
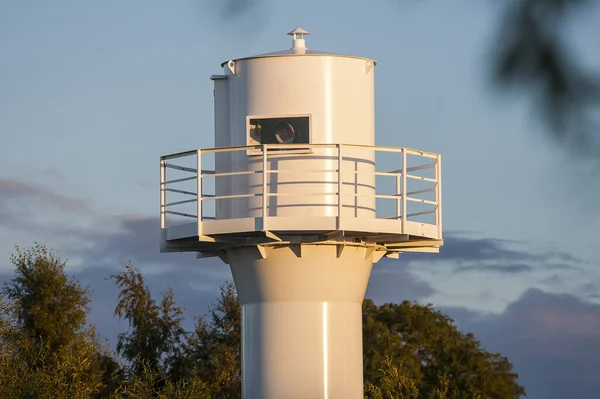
[161, 216, 442, 260]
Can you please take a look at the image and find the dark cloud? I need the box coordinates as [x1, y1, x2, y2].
[71, 262, 231, 345]
[436, 235, 533, 262]
[445, 289, 600, 399]
[366, 265, 435, 304]
[393, 232, 586, 276]
[0, 177, 89, 212]
[431, 234, 583, 267]
[455, 263, 533, 274]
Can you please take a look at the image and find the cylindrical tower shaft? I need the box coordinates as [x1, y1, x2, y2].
[226, 244, 373, 399]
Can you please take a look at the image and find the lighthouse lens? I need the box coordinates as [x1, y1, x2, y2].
[274, 122, 295, 144]
[248, 116, 309, 146]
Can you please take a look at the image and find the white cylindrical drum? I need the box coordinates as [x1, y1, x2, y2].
[214, 54, 376, 221]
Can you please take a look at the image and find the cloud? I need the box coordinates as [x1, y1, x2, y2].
[69, 261, 231, 344]
[393, 232, 586, 278]
[455, 263, 533, 274]
[445, 289, 600, 399]
[437, 233, 584, 267]
[367, 265, 435, 304]
[0, 177, 88, 213]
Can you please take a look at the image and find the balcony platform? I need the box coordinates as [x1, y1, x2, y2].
[160, 144, 443, 260]
[161, 216, 442, 259]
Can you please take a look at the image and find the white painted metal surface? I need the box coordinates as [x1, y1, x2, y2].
[227, 244, 371, 399]
[158, 28, 444, 399]
[213, 33, 376, 220]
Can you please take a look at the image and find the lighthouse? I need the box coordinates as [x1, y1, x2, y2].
[160, 28, 443, 399]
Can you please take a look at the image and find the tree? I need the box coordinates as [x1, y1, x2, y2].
[109, 262, 185, 377]
[112, 359, 210, 399]
[177, 283, 524, 398]
[172, 282, 241, 398]
[363, 299, 525, 399]
[0, 244, 107, 398]
[492, 0, 600, 157]
[2, 244, 90, 354]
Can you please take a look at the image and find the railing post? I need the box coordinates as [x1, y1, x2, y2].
[160, 158, 166, 229]
[262, 145, 268, 230]
[337, 144, 343, 229]
[197, 149, 203, 236]
[396, 173, 401, 220]
[402, 149, 407, 228]
[435, 154, 442, 238]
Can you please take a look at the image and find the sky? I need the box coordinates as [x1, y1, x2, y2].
[1, 0, 600, 397]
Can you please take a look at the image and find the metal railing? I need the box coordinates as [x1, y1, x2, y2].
[160, 144, 442, 237]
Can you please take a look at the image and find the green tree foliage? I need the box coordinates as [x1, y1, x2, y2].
[364, 355, 484, 399]
[172, 282, 241, 398]
[1, 246, 525, 398]
[179, 284, 524, 399]
[363, 299, 525, 399]
[112, 359, 210, 399]
[364, 357, 420, 399]
[108, 262, 185, 376]
[3, 244, 90, 353]
[0, 244, 107, 398]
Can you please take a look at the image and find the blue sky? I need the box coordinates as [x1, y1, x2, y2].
[2, 1, 600, 398]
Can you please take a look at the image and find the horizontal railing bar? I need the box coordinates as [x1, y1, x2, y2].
[375, 171, 402, 176]
[161, 150, 197, 160]
[406, 162, 436, 172]
[248, 148, 313, 153]
[406, 197, 436, 205]
[403, 148, 439, 158]
[268, 169, 339, 174]
[202, 170, 259, 178]
[406, 210, 436, 217]
[165, 163, 197, 173]
[165, 210, 197, 218]
[265, 192, 338, 197]
[350, 194, 436, 203]
[352, 194, 399, 200]
[378, 169, 402, 175]
[340, 143, 437, 157]
[161, 144, 439, 159]
[164, 198, 198, 207]
[203, 169, 341, 178]
[406, 174, 436, 183]
[202, 216, 216, 220]
[374, 194, 400, 199]
[163, 176, 197, 184]
[200, 145, 265, 154]
[203, 193, 259, 200]
[406, 188, 435, 196]
[165, 188, 197, 196]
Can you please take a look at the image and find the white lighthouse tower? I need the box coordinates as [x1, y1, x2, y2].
[160, 28, 443, 399]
